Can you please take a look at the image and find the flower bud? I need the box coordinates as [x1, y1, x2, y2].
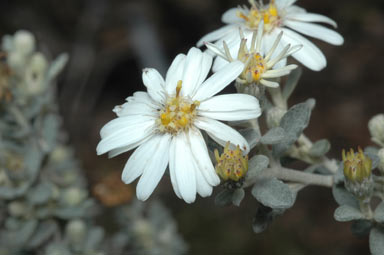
[62, 187, 87, 206]
[378, 148, 384, 173]
[24, 52, 48, 95]
[368, 114, 384, 146]
[13, 30, 35, 56]
[342, 147, 373, 200]
[214, 142, 248, 182]
[65, 219, 86, 247]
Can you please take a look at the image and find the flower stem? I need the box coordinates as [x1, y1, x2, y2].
[245, 166, 334, 188]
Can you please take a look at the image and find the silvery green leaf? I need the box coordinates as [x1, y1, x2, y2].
[84, 226, 104, 251]
[47, 53, 69, 82]
[251, 178, 294, 209]
[252, 205, 284, 234]
[27, 220, 57, 248]
[0, 183, 30, 199]
[232, 188, 245, 207]
[41, 114, 60, 151]
[44, 243, 71, 255]
[26, 182, 53, 205]
[214, 189, 234, 207]
[334, 205, 364, 222]
[365, 146, 379, 155]
[374, 202, 384, 223]
[332, 185, 359, 208]
[351, 220, 372, 237]
[272, 99, 314, 158]
[282, 67, 302, 101]
[2, 35, 13, 51]
[260, 127, 285, 145]
[54, 199, 94, 219]
[239, 128, 261, 149]
[5, 219, 38, 246]
[370, 227, 384, 255]
[308, 139, 331, 157]
[247, 155, 269, 179]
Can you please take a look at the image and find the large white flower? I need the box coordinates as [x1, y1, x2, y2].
[96, 47, 261, 203]
[197, 0, 344, 71]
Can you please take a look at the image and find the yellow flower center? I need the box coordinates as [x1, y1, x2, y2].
[157, 80, 199, 134]
[214, 142, 248, 181]
[241, 53, 266, 83]
[237, 0, 280, 33]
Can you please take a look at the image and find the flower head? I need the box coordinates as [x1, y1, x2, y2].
[197, 0, 344, 71]
[97, 47, 261, 203]
[206, 22, 301, 88]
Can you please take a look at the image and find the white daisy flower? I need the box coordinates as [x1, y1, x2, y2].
[96, 47, 261, 203]
[197, 0, 344, 71]
[206, 21, 301, 88]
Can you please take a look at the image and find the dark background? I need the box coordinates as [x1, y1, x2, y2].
[1, 0, 383, 254]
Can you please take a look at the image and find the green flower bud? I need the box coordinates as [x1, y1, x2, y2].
[24, 52, 48, 95]
[62, 187, 87, 206]
[65, 219, 86, 245]
[342, 147, 373, 200]
[214, 142, 248, 182]
[13, 30, 35, 56]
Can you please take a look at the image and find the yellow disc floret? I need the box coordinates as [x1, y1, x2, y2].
[214, 142, 249, 181]
[157, 80, 199, 134]
[237, 0, 280, 33]
[342, 147, 372, 183]
[242, 53, 266, 83]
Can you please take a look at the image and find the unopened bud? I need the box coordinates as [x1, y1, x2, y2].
[62, 187, 87, 206]
[65, 219, 86, 245]
[342, 147, 373, 200]
[13, 30, 35, 56]
[368, 114, 384, 146]
[25, 52, 48, 95]
[378, 148, 384, 173]
[214, 142, 248, 182]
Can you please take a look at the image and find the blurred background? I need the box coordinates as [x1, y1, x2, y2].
[1, 0, 383, 254]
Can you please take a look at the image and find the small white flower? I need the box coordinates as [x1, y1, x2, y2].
[197, 0, 344, 71]
[97, 47, 261, 203]
[206, 22, 301, 88]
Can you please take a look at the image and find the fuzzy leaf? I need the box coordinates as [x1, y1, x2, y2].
[84, 226, 104, 251]
[365, 150, 379, 169]
[282, 67, 302, 101]
[332, 184, 359, 208]
[374, 202, 384, 223]
[27, 220, 57, 248]
[247, 155, 269, 180]
[272, 99, 314, 158]
[252, 178, 294, 209]
[214, 189, 234, 207]
[252, 205, 284, 234]
[309, 139, 331, 157]
[26, 182, 53, 205]
[260, 127, 285, 145]
[47, 53, 69, 82]
[351, 220, 372, 237]
[239, 128, 261, 150]
[370, 227, 384, 255]
[232, 188, 245, 207]
[334, 205, 364, 222]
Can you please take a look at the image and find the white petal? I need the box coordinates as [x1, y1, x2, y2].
[142, 68, 166, 103]
[136, 133, 171, 201]
[222, 8, 243, 24]
[188, 127, 220, 186]
[281, 28, 326, 71]
[165, 54, 186, 95]
[169, 137, 181, 198]
[171, 133, 197, 203]
[193, 61, 244, 101]
[275, 0, 297, 8]
[108, 134, 153, 158]
[284, 20, 343, 45]
[197, 25, 236, 47]
[181, 47, 203, 96]
[195, 117, 250, 154]
[97, 116, 155, 155]
[212, 55, 230, 73]
[287, 12, 337, 28]
[113, 100, 158, 117]
[121, 134, 160, 184]
[195, 164, 213, 197]
[194, 52, 213, 94]
[198, 94, 261, 121]
[205, 42, 228, 60]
